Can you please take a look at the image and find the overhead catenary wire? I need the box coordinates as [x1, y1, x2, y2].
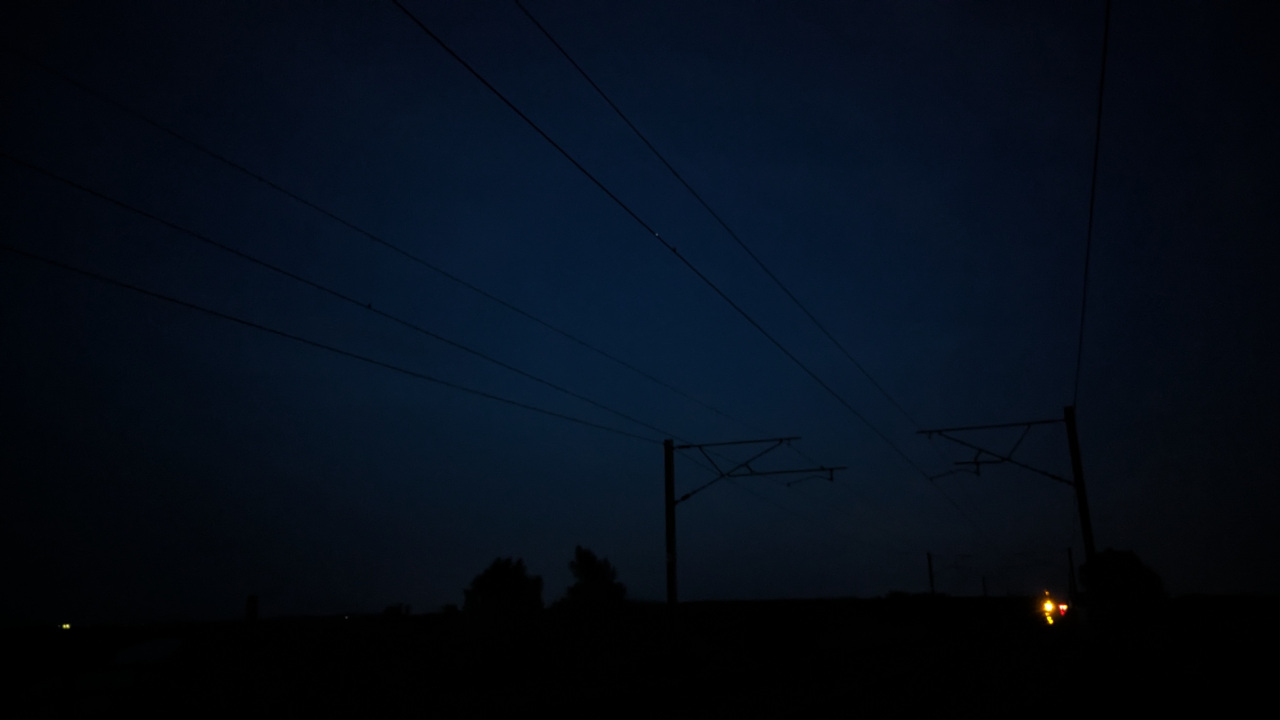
[0, 243, 661, 444]
[8, 46, 864, 522]
[1, 149, 691, 444]
[13, 21, 941, 525]
[515, 0, 967, 478]
[4, 49, 748, 433]
[514, 0, 926, 433]
[391, 0, 942, 494]
[392, 0, 997, 551]
[15, 8, 982, 547]
[0, 1, 1170, 611]
[8, 189, 867, 571]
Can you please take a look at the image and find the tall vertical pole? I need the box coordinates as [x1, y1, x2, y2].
[1064, 405, 1096, 566]
[664, 439, 677, 606]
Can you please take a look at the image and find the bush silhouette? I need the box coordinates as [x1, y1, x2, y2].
[560, 546, 626, 610]
[463, 557, 543, 616]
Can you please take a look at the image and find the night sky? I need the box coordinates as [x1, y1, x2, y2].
[3, 1, 1277, 626]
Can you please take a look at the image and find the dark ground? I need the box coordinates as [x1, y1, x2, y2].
[7, 595, 1269, 717]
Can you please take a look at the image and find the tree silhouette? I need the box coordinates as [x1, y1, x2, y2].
[463, 557, 543, 616]
[560, 546, 626, 610]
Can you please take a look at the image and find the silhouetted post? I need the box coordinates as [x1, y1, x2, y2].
[927, 552, 935, 595]
[661, 436, 838, 610]
[1064, 405, 1096, 566]
[664, 438, 677, 606]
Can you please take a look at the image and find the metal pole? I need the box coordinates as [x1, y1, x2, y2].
[1064, 405, 1097, 566]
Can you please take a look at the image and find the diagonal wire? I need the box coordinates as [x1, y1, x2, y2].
[676, 440, 786, 504]
[1007, 423, 1033, 458]
[515, 0, 965, 479]
[1, 149, 690, 443]
[515, 0, 986, 504]
[391, 0, 941, 496]
[1, 243, 660, 444]
[5, 48, 746, 431]
[514, 0, 926, 432]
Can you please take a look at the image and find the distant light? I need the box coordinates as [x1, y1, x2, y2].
[61, 623, 71, 630]
[1041, 591, 1062, 625]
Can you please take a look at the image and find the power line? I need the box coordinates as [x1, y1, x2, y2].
[1073, 0, 1112, 406]
[1, 242, 660, 444]
[6, 48, 747, 432]
[1, 149, 690, 443]
[393, 0, 994, 550]
[391, 0, 935, 490]
[16, 12, 974, 544]
[514, 0, 925, 431]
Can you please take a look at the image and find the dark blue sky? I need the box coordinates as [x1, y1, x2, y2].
[3, 0, 1277, 625]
